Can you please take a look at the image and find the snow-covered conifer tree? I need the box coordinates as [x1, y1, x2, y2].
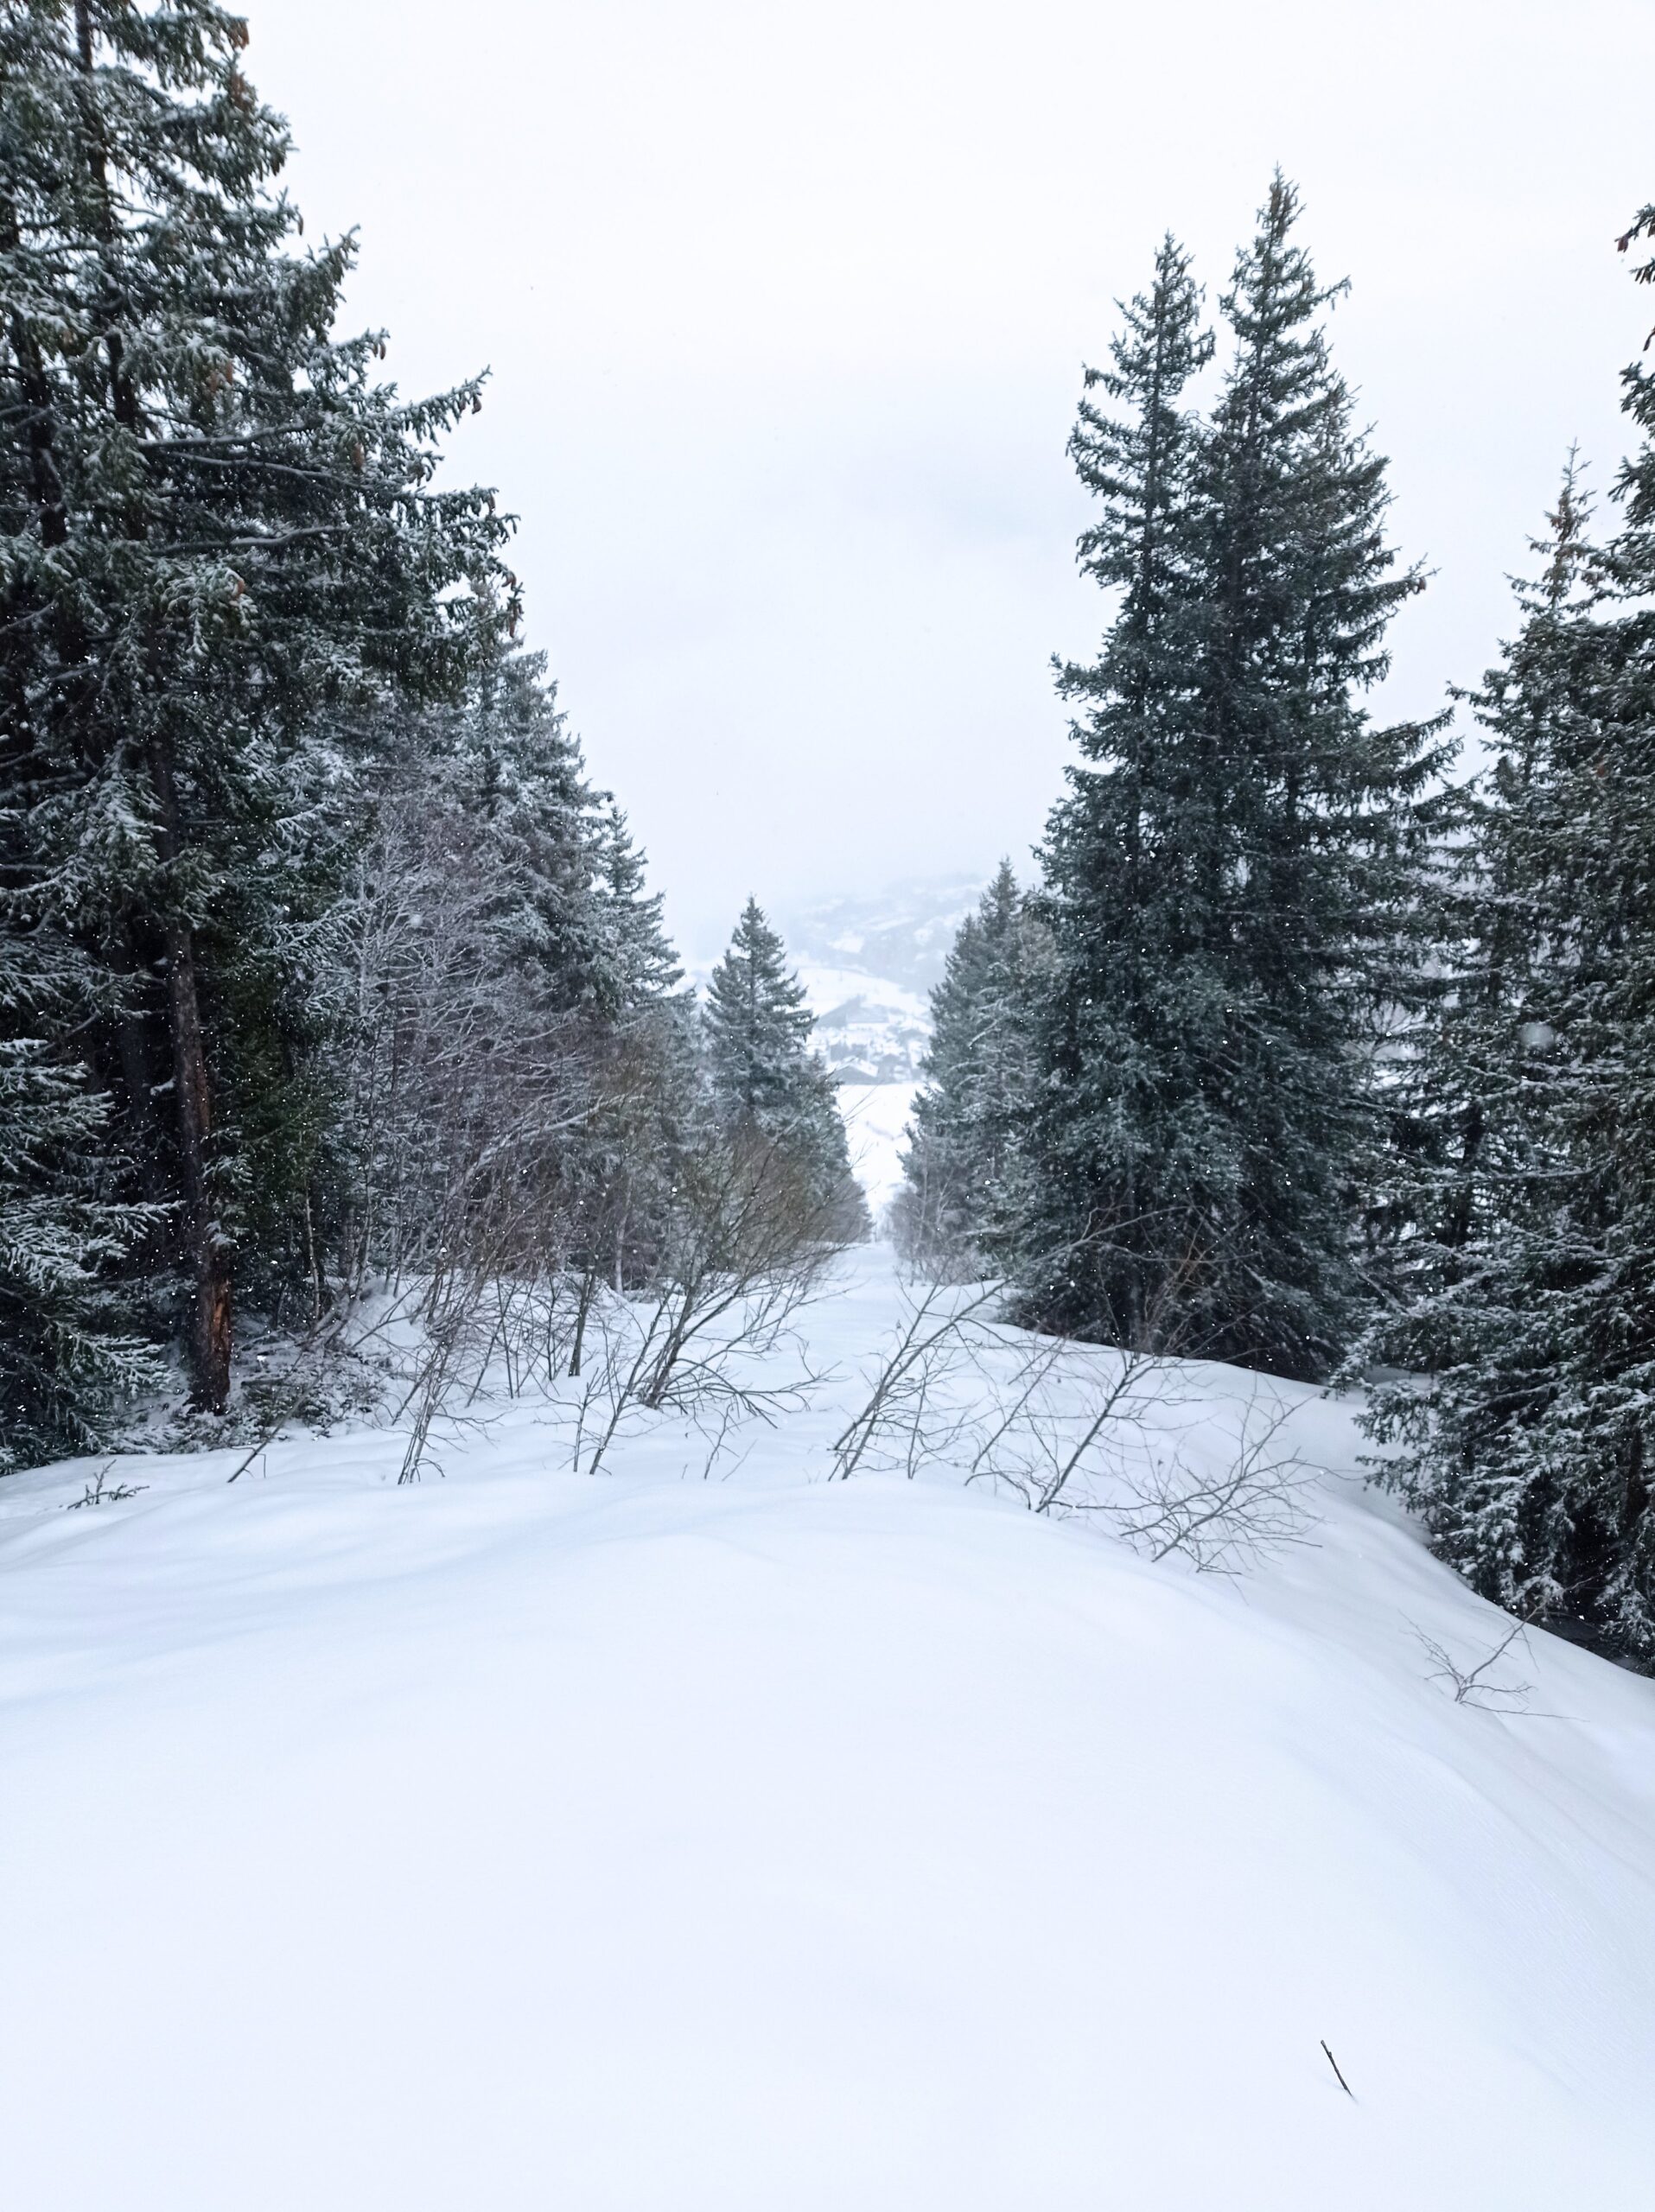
[322, 639, 695, 1300]
[895, 862, 1049, 1274]
[1011, 235, 1215, 1344]
[703, 900, 866, 1239]
[0, 0, 513, 1411]
[0, 1027, 158, 1469]
[1017, 186, 1444, 1376]
[1365, 434, 1655, 1660]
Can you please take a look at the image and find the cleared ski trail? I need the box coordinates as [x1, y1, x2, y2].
[2, 1247, 1652, 2210]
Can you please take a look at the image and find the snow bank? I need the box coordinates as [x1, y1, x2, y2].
[2, 1249, 1652, 2210]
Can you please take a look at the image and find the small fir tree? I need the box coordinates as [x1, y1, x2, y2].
[895, 862, 1050, 1273]
[703, 899, 866, 1239]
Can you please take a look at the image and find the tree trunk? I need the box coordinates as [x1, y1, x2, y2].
[147, 741, 232, 1411]
[163, 918, 232, 1411]
[568, 1264, 597, 1378]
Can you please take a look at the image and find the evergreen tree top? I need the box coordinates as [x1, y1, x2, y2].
[703, 899, 816, 1121]
[924, 861, 1021, 1037]
[1, 0, 517, 715]
[707, 899, 812, 1039]
[1069, 232, 1212, 604]
[2, 0, 518, 953]
[1202, 175, 1420, 710]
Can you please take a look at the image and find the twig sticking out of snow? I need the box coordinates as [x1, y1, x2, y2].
[830, 1278, 1004, 1483]
[1321, 2040, 1354, 2099]
[1410, 1618, 1537, 1711]
[65, 1459, 149, 1509]
[1096, 1396, 1316, 1572]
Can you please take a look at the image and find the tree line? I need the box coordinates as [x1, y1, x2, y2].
[8, 7, 1652, 1670]
[1, 0, 862, 1471]
[899, 179, 1655, 1667]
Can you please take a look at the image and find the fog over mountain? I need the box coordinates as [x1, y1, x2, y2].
[744, 876, 989, 1217]
[777, 874, 984, 1082]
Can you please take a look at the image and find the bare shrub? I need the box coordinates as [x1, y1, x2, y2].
[833, 1272, 1319, 1573]
[830, 1277, 1004, 1481]
[1091, 1395, 1315, 1571]
[971, 1349, 1315, 1571]
[1410, 1618, 1538, 1711]
[563, 1128, 838, 1477]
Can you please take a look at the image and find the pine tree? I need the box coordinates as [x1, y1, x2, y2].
[0, 1029, 158, 1469]
[0, 1, 512, 1413]
[1013, 235, 1216, 1344]
[705, 899, 815, 1124]
[463, 642, 613, 1015]
[1017, 183, 1443, 1376]
[1, 755, 159, 1459]
[423, 639, 680, 1028]
[703, 899, 865, 1238]
[1365, 435, 1655, 1660]
[587, 795, 684, 1014]
[895, 862, 1049, 1273]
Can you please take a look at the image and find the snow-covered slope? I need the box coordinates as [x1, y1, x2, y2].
[3, 1247, 1652, 2211]
[774, 876, 985, 1084]
[836, 1076, 919, 1215]
[792, 961, 931, 1084]
[780, 876, 985, 997]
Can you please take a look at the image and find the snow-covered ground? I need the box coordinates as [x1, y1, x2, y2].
[795, 961, 931, 1082]
[3, 1246, 1653, 2211]
[837, 1076, 918, 1217]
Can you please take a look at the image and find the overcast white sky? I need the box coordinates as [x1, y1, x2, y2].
[255, 0, 1654, 957]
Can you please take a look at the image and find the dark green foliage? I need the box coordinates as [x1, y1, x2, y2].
[1, 0, 512, 1411]
[703, 899, 867, 1241]
[894, 861, 1049, 1274]
[0, 1032, 159, 1469]
[1013, 234, 1218, 1344]
[1015, 183, 1445, 1376]
[704, 899, 815, 1123]
[1365, 447, 1655, 1663]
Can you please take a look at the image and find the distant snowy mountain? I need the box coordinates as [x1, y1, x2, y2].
[789, 964, 931, 1085]
[688, 877, 984, 1215]
[777, 875, 983, 1084]
[781, 874, 985, 999]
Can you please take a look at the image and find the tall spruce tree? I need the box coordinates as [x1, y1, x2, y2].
[0, 1, 512, 1412]
[895, 861, 1049, 1274]
[1017, 183, 1443, 1376]
[703, 899, 865, 1238]
[1014, 235, 1214, 1344]
[1365, 439, 1655, 1658]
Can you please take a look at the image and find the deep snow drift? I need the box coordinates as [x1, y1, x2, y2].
[2, 1248, 1652, 2211]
